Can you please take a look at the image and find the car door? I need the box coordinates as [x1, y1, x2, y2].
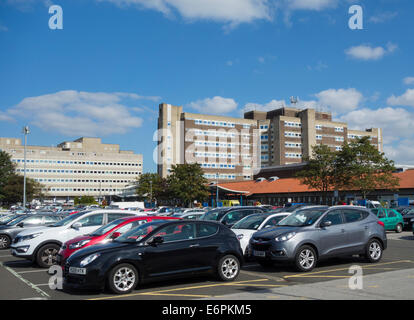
[317, 210, 348, 256]
[341, 209, 369, 253]
[192, 223, 221, 270]
[142, 222, 199, 278]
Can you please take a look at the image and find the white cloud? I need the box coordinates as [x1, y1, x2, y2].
[369, 11, 398, 24]
[3, 90, 157, 136]
[315, 88, 363, 115]
[287, 0, 338, 11]
[387, 89, 414, 108]
[242, 99, 286, 114]
[403, 77, 414, 86]
[345, 43, 397, 61]
[97, 0, 272, 26]
[188, 96, 238, 115]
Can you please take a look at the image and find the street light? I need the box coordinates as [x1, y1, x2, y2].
[22, 126, 30, 209]
[216, 172, 219, 208]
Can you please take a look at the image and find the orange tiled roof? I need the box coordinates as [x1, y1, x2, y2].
[217, 169, 414, 196]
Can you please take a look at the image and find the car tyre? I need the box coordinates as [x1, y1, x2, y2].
[365, 239, 383, 263]
[0, 234, 11, 250]
[217, 255, 240, 281]
[294, 245, 317, 272]
[395, 223, 403, 233]
[36, 243, 60, 268]
[108, 263, 139, 294]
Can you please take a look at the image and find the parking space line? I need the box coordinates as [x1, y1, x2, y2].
[0, 262, 50, 298]
[144, 293, 212, 298]
[87, 278, 270, 300]
[284, 260, 414, 279]
[17, 270, 48, 274]
[0, 255, 13, 258]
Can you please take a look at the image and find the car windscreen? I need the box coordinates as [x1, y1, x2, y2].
[201, 209, 227, 221]
[278, 208, 328, 227]
[0, 215, 19, 224]
[5, 215, 29, 226]
[231, 214, 266, 230]
[114, 220, 167, 243]
[89, 218, 126, 236]
[47, 211, 91, 227]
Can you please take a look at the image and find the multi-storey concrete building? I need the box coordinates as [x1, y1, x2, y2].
[157, 103, 260, 182]
[158, 103, 383, 181]
[0, 137, 143, 201]
[245, 107, 383, 166]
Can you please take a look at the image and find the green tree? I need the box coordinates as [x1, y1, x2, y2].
[136, 173, 167, 204]
[76, 195, 98, 205]
[0, 151, 16, 202]
[1, 174, 45, 206]
[296, 145, 338, 204]
[167, 163, 209, 207]
[337, 137, 400, 199]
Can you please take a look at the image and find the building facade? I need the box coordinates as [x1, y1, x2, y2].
[0, 137, 143, 201]
[157, 103, 260, 182]
[245, 107, 383, 167]
[157, 103, 383, 182]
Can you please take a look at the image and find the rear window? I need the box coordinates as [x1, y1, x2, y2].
[196, 223, 219, 237]
[343, 209, 369, 223]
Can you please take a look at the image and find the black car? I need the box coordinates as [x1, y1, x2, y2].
[399, 207, 414, 230]
[63, 220, 243, 294]
[201, 206, 266, 228]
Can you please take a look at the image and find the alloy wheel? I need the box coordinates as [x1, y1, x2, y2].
[299, 249, 315, 270]
[113, 267, 136, 292]
[369, 242, 381, 260]
[41, 247, 58, 266]
[221, 257, 239, 280]
[0, 236, 10, 249]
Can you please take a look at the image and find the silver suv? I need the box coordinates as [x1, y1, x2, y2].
[248, 206, 387, 271]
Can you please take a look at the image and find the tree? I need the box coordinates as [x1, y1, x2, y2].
[74, 196, 98, 205]
[337, 137, 400, 199]
[136, 173, 167, 205]
[167, 163, 209, 207]
[296, 144, 338, 204]
[1, 174, 45, 206]
[0, 151, 16, 202]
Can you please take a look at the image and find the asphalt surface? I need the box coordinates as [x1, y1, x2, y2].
[0, 231, 413, 300]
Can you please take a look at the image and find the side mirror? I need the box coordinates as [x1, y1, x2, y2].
[110, 232, 121, 239]
[321, 220, 332, 228]
[71, 222, 82, 230]
[148, 236, 164, 246]
[17, 222, 24, 228]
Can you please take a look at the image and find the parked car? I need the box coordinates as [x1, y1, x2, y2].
[231, 213, 289, 255]
[248, 206, 387, 271]
[171, 212, 205, 220]
[371, 208, 404, 233]
[63, 220, 243, 294]
[11, 209, 143, 268]
[0, 214, 65, 249]
[57, 215, 180, 265]
[201, 206, 267, 228]
[398, 207, 414, 230]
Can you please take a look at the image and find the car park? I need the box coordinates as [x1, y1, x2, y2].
[63, 220, 243, 294]
[58, 215, 180, 265]
[371, 208, 405, 233]
[0, 213, 66, 249]
[231, 213, 289, 255]
[248, 206, 387, 271]
[201, 206, 267, 228]
[10, 209, 144, 268]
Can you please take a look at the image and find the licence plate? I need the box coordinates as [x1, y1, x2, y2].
[69, 267, 86, 275]
[253, 250, 266, 257]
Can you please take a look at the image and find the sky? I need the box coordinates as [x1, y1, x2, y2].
[0, 0, 413, 172]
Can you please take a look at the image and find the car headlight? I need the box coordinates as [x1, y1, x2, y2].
[20, 232, 43, 242]
[69, 239, 91, 249]
[275, 232, 296, 242]
[80, 253, 100, 267]
[237, 234, 244, 240]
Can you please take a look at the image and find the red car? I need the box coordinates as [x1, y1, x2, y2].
[57, 215, 180, 265]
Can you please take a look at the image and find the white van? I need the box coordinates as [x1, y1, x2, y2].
[110, 201, 145, 210]
[10, 209, 144, 267]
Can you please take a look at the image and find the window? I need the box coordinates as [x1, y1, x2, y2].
[263, 215, 287, 228]
[107, 213, 133, 223]
[321, 211, 343, 226]
[44, 216, 61, 223]
[153, 223, 196, 242]
[222, 210, 254, 225]
[22, 216, 43, 225]
[77, 214, 104, 227]
[116, 220, 146, 234]
[196, 223, 219, 237]
[377, 209, 386, 219]
[343, 210, 365, 223]
[387, 210, 397, 218]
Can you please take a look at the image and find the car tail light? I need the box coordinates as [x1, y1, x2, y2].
[377, 221, 385, 227]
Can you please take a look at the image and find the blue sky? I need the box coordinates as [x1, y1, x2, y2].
[1, 0, 414, 172]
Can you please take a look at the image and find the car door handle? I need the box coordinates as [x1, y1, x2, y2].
[341, 229, 345, 233]
[189, 244, 200, 248]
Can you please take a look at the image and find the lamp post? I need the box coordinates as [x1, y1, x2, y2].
[216, 172, 219, 208]
[149, 180, 153, 208]
[22, 126, 30, 209]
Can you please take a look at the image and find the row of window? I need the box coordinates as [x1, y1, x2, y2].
[200, 163, 236, 169]
[34, 178, 134, 183]
[191, 129, 251, 139]
[204, 174, 236, 180]
[16, 168, 141, 175]
[285, 132, 302, 138]
[285, 142, 302, 148]
[194, 119, 238, 128]
[12, 159, 141, 167]
[48, 188, 120, 192]
[285, 153, 303, 158]
[193, 152, 237, 159]
[284, 121, 301, 128]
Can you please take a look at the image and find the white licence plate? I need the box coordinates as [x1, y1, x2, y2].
[69, 267, 86, 275]
[253, 250, 266, 257]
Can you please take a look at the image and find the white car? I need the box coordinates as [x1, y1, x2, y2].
[10, 209, 144, 268]
[231, 213, 289, 255]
